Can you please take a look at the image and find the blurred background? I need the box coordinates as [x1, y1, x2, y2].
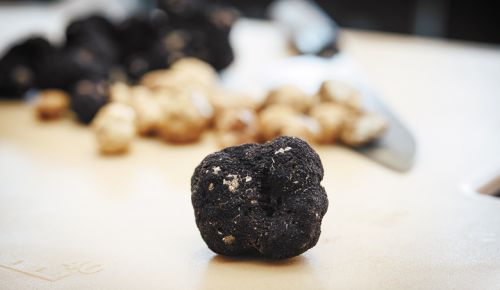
[1, 0, 498, 141]
[217, 0, 500, 43]
[2, 0, 499, 97]
[1, 0, 499, 43]
[318, 0, 499, 43]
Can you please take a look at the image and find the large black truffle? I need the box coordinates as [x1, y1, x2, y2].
[191, 136, 328, 259]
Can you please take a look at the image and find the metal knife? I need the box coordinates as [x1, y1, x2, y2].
[353, 91, 416, 172]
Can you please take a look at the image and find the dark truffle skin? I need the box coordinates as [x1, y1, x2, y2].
[116, 14, 162, 62]
[65, 14, 120, 63]
[0, 36, 55, 97]
[38, 46, 111, 90]
[191, 136, 328, 259]
[70, 80, 108, 124]
[157, 2, 237, 71]
[157, 0, 204, 25]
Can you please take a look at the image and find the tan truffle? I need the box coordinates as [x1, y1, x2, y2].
[129, 87, 163, 136]
[215, 108, 258, 147]
[209, 90, 260, 115]
[258, 105, 297, 141]
[280, 115, 320, 144]
[170, 57, 218, 87]
[109, 84, 163, 136]
[263, 84, 312, 112]
[109, 82, 132, 105]
[140, 69, 175, 91]
[319, 80, 363, 111]
[93, 103, 136, 154]
[309, 103, 350, 144]
[157, 90, 213, 143]
[340, 112, 388, 146]
[35, 89, 70, 120]
[140, 58, 216, 93]
[258, 105, 319, 143]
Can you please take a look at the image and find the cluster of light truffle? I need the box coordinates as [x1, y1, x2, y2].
[34, 58, 259, 154]
[34, 57, 387, 154]
[258, 81, 388, 146]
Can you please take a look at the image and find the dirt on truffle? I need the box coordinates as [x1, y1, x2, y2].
[191, 136, 328, 259]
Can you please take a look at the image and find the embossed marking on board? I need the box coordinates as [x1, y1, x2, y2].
[0, 254, 103, 282]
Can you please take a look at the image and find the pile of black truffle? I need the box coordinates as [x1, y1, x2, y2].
[0, 0, 238, 123]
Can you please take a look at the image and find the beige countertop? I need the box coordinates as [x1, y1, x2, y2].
[1, 28, 500, 289]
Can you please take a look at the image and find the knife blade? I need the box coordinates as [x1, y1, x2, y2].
[353, 91, 416, 172]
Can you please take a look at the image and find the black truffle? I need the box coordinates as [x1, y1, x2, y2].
[0, 36, 55, 97]
[202, 5, 238, 70]
[38, 46, 111, 90]
[116, 14, 162, 62]
[191, 136, 328, 259]
[157, 0, 204, 26]
[122, 44, 171, 82]
[70, 80, 108, 124]
[65, 14, 120, 63]
[156, 2, 237, 71]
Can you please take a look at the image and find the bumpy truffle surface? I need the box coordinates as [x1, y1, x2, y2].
[191, 136, 328, 259]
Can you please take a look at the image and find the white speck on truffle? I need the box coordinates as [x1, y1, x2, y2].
[223, 174, 239, 192]
[208, 183, 214, 191]
[212, 166, 221, 175]
[274, 146, 292, 154]
[245, 176, 252, 182]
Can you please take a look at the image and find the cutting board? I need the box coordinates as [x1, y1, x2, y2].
[1, 21, 500, 289]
